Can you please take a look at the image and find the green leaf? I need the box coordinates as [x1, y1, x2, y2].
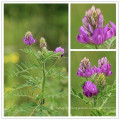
[95, 109, 102, 116]
[38, 105, 50, 111]
[99, 36, 116, 49]
[71, 88, 77, 95]
[20, 47, 33, 55]
[78, 93, 83, 99]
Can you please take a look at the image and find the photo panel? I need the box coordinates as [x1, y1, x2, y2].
[71, 4, 116, 49]
[71, 51, 116, 116]
[4, 4, 68, 116]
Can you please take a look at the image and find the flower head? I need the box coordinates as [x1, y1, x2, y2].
[54, 47, 64, 57]
[84, 5, 103, 30]
[98, 57, 112, 76]
[82, 81, 98, 97]
[77, 5, 116, 46]
[77, 57, 93, 77]
[23, 31, 36, 45]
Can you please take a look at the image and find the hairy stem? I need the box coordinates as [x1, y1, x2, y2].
[40, 62, 46, 104]
[42, 63, 45, 93]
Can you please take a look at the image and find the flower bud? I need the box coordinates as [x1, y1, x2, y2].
[40, 37, 47, 48]
[80, 57, 91, 71]
[96, 73, 106, 86]
[42, 47, 48, 55]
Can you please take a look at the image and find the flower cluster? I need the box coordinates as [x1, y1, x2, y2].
[77, 5, 116, 45]
[82, 81, 99, 97]
[77, 57, 112, 78]
[77, 57, 113, 98]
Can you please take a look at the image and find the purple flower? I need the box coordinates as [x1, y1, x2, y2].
[110, 21, 116, 36]
[77, 57, 93, 77]
[92, 28, 105, 44]
[82, 81, 98, 98]
[98, 57, 112, 76]
[54, 47, 64, 57]
[77, 26, 90, 43]
[23, 31, 36, 45]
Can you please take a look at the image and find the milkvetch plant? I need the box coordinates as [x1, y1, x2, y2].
[5, 31, 68, 116]
[71, 57, 116, 116]
[76, 5, 116, 49]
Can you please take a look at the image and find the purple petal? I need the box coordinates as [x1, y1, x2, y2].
[92, 28, 104, 44]
[110, 21, 116, 36]
[78, 26, 90, 43]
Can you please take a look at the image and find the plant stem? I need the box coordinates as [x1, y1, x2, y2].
[40, 62, 46, 104]
[42, 63, 45, 93]
[93, 97, 96, 107]
[95, 45, 98, 49]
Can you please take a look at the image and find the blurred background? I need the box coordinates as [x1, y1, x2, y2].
[4, 4, 68, 116]
[71, 4, 116, 49]
[71, 51, 116, 116]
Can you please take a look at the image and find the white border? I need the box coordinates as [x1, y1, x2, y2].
[0, 0, 119, 120]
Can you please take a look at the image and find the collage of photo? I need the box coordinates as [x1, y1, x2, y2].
[1, 1, 119, 119]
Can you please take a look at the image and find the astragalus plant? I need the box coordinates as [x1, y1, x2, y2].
[4, 31, 68, 116]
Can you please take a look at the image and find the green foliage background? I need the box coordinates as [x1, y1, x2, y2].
[71, 51, 116, 116]
[4, 4, 68, 116]
[71, 4, 116, 49]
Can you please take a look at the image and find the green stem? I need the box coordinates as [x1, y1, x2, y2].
[95, 45, 98, 49]
[93, 97, 96, 107]
[42, 63, 45, 93]
[40, 62, 46, 104]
